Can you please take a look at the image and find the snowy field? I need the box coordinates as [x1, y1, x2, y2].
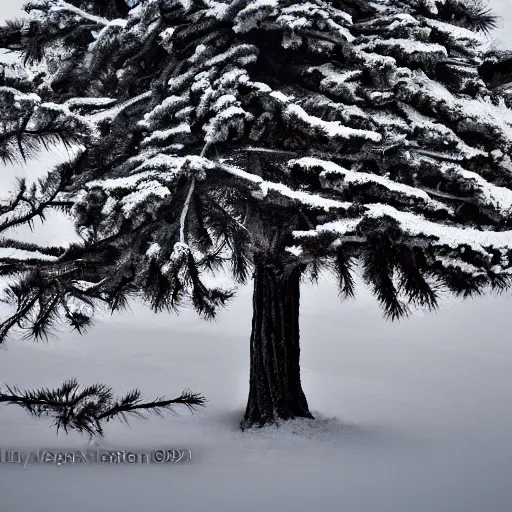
[1, 270, 512, 512]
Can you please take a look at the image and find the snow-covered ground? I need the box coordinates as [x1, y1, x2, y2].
[1, 261, 512, 511]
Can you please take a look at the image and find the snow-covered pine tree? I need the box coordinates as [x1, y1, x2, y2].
[1, 0, 511, 429]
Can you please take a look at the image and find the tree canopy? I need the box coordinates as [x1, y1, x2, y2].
[1, 0, 512, 343]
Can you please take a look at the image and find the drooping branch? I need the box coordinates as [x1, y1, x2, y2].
[0, 157, 80, 235]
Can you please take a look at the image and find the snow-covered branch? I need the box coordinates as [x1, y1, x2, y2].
[88, 91, 152, 124]
[51, 0, 110, 26]
[218, 162, 352, 212]
[419, 186, 468, 202]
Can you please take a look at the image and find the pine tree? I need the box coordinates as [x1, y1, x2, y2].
[1, 0, 511, 430]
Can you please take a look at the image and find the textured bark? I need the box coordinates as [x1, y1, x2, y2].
[241, 255, 313, 429]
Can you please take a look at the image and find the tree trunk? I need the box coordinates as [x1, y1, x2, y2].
[241, 255, 313, 429]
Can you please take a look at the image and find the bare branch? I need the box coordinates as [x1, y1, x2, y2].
[179, 143, 211, 243]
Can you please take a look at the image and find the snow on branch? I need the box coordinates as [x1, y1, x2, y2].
[399, 70, 512, 144]
[288, 157, 450, 212]
[437, 162, 512, 215]
[435, 255, 486, 277]
[218, 162, 352, 211]
[88, 91, 152, 124]
[355, 38, 448, 62]
[282, 103, 382, 142]
[422, 14, 488, 47]
[297, 202, 512, 261]
[0, 247, 58, 263]
[64, 97, 118, 110]
[50, 0, 110, 26]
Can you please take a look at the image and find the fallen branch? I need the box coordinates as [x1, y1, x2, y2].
[0, 379, 207, 437]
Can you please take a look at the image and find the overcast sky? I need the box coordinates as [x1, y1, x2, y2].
[0, 0, 511, 47]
